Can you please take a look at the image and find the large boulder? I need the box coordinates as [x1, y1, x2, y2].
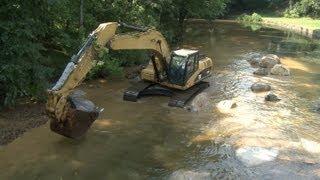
[270, 64, 290, 76]
[265, 92, 281, 102]
[245, 52, 263, 66]
[251, 82, 271, 93]
[300, 138, 320, 154]
[216, 99, 237, 113]
[259, 54, 281, 68]
[125, 65, 144, 79]
[236, 147, 279, 167]
[253, 68, 269, 76]
[188, 93, 211, 112]
[169, 170, 211, 180]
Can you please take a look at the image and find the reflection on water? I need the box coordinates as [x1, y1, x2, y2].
[1, 21, 320, 179]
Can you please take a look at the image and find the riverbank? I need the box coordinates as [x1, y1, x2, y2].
[0, 103, 49, 145]
[262, 17, 320, 39]
[0, 66, 142, 146]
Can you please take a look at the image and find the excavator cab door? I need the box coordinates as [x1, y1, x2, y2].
[167, 54, 188, 85]
[167, 49, 199, 86]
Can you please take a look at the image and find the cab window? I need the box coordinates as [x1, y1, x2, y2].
[186, 54, 196, 78]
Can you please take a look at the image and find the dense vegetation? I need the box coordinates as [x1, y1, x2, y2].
[237, 13, 263, 23]
[1, 0, 319, 108]
[284, 0, 320, 18]
[229, 0, 320, 18]
[0, 0, 229, 108]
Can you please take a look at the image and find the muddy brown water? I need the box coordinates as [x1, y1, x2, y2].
[1, 21, 320, 179]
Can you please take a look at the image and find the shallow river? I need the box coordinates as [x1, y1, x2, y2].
[1, 21, 320, 179]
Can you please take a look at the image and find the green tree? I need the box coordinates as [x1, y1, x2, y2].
[284, 0, 320, 18]
[0, 0, 230, 107]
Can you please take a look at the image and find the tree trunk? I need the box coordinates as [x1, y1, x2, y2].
[79, 0, 84, 28]
[176, 2, 187, 42]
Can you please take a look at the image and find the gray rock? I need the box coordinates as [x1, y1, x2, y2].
[314, 99, 320, 113]
[265, 92, 281, 102]
[236, 147, 279, 167]
[70, 90, 86, 98]
[125, 65, 144, 79]
[217, 99, 237, 113]
[259, 54, 281, 68]
[270, 64, 290, 76]
[245, 52, 263, 66]
[246, 52, 263, 60]
[188, 93, 211, 112]
[129, 76, 142, 83]
[251, 83, 271, 93]
[169, 170, 211, 180]
[253, 68, 269, 76]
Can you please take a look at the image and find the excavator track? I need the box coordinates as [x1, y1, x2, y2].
[123, 81, 209, 107]
[123, 82, 173, 102]
[168, 81, 209, 107]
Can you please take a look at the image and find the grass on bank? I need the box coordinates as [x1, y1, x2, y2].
[262, 17, 320, 30]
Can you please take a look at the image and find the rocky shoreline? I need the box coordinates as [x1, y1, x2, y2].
[0, 103, 49, 145]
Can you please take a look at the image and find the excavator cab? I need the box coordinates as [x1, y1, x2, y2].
[168, 49, 199, 86]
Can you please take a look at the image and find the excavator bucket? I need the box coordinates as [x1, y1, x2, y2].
[50, 97, 102, 139]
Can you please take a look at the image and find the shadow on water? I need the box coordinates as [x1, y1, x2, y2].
[0, 21, 320, 179]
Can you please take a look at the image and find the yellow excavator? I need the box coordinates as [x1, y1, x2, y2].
[46, 22, 213, 138]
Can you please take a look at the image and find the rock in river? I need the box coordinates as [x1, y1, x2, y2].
[169, 170, 211, 180]
[300, 138, 320, 154]
[259, 54, 281, 68]
[253, 68, 269, 76]
[236, 146, 279, 167]
[313, 99, 320, 113]
[217, 99, 237, 113]
[246, 52, 263, 66]
[265, 92, 281, 102]
[188, 92, 211, 112]
[251, 82, 271, 93]
[270, 64, 290, 76]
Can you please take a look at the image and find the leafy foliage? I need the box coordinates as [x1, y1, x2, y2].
[88, 49, 123, 79]
[284, 0, 320, 18]
[237, 13, 263, 23]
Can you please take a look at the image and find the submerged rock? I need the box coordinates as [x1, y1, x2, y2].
[216, 99, 237, 113]
[125, 65, 144, 79]
[251, 82, 271, 93]
[259, 54, 281, 68]
[253, 68, 269, 76]
[169, 170, 211, 180]
[129, 76, 142, 83]
[188, 93, 211, 112]
[301, 138, 320, 154]
[265, 92, 281, 102]
[315, 100, 320, 113]
[245, 52, 263, 66]
[236, 147, 279, 167]
[70, 90, 87, 98]
[270, 64, 290, 76]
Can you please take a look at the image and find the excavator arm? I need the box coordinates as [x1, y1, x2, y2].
[46, 22, 171, 138]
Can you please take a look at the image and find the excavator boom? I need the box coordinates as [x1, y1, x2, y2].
[46, 22, 172, 138]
